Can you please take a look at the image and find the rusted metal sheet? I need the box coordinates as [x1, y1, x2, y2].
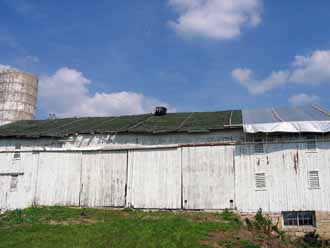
[80, 151, 127, 207]
[182, 146, 235, 210]
[126, 148, 181, 209]
[34, 152, 81, 206]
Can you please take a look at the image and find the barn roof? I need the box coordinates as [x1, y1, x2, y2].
[242, 105, 330, 133]
[0, 110, 242, 138]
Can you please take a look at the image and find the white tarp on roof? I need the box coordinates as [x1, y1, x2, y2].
[242, 105, 330, 133]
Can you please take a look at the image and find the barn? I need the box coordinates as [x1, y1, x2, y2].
[0, 105, 330, 237]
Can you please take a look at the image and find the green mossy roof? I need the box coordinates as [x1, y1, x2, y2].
[0, 110, 242, 138]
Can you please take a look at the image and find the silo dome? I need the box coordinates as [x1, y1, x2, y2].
[0, 70, 38, 125]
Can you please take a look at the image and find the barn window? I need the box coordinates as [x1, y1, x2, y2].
[306, 136, 317, 151]
[283, 211, 315, 226]
[255, 173, 266, 190]
[308, 171, 320, 189]
[10, 175, 18, 192]
[254, 139, 264, 154]
[13, 144, 21, 160]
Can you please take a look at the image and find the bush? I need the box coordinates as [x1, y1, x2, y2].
[294, 231, 326, 248]
[245, 208, 284, 239]
[13, 209, 23, 224]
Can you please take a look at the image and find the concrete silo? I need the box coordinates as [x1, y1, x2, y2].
[0, 70, 38, 125]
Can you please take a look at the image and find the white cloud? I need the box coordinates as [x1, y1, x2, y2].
[0, 64, 14, 72]
[168, 0, 262, 40]
[38, 67, 172, 117]
[232, 50, 330, 95]
[288, 93, 319, 107]
[289, 50, 330, 84]
[232, 68, 289, 94]
[231, 67, 252, 82]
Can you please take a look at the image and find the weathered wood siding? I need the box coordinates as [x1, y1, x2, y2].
[0, 139, 330, 213]
[0, 130, 243, 150]
[35, 152, 81, 206]
[126, 148, 181, 209]
[0, 152, 39, 210]
[80, 151, 127, 207]
[235, 141, 330, 212]
[182, 146, 235, 210]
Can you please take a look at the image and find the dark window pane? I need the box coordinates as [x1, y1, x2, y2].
[283, 212, 297, 226]
[298, 212, 314, 226]
[283, 211, 315, 226]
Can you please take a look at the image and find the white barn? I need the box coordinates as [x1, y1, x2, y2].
[0, 105, 330, 237]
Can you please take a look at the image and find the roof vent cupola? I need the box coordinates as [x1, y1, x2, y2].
[154, 106, 167, 116]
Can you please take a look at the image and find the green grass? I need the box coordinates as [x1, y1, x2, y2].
[0, 207, 241, 248]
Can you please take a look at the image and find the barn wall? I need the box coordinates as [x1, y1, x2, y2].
[34, 152, 82, 206]
[182, 146, 235, 210]
[126, 148, 181, 209]
[0, 139, 330, 214]
[80, 151, 127, 207]
[0, 129, 243, 150]
[235, 141, 330, 212]
[0, 152, 39, 211]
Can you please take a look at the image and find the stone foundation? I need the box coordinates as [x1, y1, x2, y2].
[240, 211, 330, 239]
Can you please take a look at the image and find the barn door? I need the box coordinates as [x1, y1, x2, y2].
[182, 146, 235, 210]
[80, 151, 127, 207]
[126, 148, 181, 209]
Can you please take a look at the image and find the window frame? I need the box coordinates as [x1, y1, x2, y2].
[9, 175, 18, 192]
[255, 172, 267, 191]
[282, 211, 315, 227]
[254, 139, 265, 154]
[13, 144, 21, 161]
[308, 170, 320, 189]
[306, 135, 317, 152]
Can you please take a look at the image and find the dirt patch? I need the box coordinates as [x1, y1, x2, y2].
[180, 212, 223, 222]
[201, 228, 295, 248]
[49, 218, 98, 225]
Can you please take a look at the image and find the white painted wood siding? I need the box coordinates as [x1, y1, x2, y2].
[0, 152, 39, 211]
[34, 152, 81, 206]
[127, 148, 181, 209]
[182, 146, 235, 210]
[235, 141, 330, 212]
[80, 151, 127, 207]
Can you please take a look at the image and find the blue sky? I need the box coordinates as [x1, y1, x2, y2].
[0, 0, 330, 118]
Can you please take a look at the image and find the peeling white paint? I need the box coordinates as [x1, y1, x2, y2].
[80, 151, 127, 207]
[0, 138, 330, 213]
[127, 148, 181, 209]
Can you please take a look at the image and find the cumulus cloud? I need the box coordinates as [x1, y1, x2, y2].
[232, 68, 289, 94]
[232, 50, 330, 95]
[168, 0, 262, 40]
[288, 93, 319, 107]
[0, 64, 14, 72]
[289, 50, 330, 84]
[38, 67, 172, 117]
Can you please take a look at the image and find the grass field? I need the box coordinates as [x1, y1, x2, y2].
[0, 207, 322, 248]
